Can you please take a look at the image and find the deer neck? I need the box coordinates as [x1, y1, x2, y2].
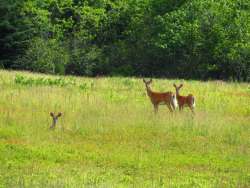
[146, 85, 153, 96]
[175, 89, 180, 97]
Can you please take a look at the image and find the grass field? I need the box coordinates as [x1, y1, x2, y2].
[0, 70, 249, 187]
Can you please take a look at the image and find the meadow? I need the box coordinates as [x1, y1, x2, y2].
[0, 70, 249, 187]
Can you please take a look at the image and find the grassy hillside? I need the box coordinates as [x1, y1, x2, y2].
[0, 70, 249, 187]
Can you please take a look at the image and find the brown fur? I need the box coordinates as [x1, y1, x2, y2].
[173, 84, 195, 114]
[143, 79, 176, 113]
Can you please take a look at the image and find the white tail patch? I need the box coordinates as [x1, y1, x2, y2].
[192, 98, 196, 107]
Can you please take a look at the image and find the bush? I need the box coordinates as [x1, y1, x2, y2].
[15, 38, 69, 75]
[66, 43, 109, 76]
[14, 74, 94, 91]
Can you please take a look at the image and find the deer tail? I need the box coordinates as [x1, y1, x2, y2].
[192, 96, 195, 107]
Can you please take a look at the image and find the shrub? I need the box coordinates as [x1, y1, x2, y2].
[14, 74, 93, 91]
[15, 38, 69, 75]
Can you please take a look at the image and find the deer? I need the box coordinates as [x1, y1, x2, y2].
[173, 84, 195, 113]
[50, 112, 62, 129]
[143, 79, 178, 113]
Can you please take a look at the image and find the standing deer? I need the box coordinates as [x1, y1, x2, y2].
[173, 84, 195, 113]
[143, 79, 178, 113]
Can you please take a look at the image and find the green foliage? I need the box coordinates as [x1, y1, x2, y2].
[1, 0, 250, 80]
[15, 74, 69, 87]
[15, 38, 69, 74]
[14, 74, 93, 91]
[67, 42, 108, 76]
[0, 0, 31, 68]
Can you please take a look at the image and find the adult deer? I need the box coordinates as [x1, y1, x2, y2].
[173, 84, 195, 113]
[143, 79, 178, 113]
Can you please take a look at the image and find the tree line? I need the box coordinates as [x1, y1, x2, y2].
[1, 0, 249, 81]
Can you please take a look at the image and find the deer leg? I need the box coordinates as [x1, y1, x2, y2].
[189, 105, 195, 114]
[154, 104, 158, 114]
[166, 103, 173, 112]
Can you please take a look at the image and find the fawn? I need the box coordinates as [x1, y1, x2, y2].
[173, 84, 195, 113]
[143, 79, 178, 113]
[50, 112, 62, 129]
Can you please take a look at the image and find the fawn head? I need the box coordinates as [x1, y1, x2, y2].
[173, 83, 183, 95]
[49, 112, 62, 129]
[50, 112, 62, 119]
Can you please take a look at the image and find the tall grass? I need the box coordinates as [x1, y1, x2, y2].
[0, 70, 249, 187]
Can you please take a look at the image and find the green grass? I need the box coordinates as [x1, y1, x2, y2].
[0, 70, 249, 187]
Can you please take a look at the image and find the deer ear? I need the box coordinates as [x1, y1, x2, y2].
[143, 78, 146, 83]
[57, 112, 62, 117]
[173, 84, 177, 88]
[50, 112, 54, 117]
[179, 84, 183, 88]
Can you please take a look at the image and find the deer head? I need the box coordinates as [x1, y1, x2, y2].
[173, 84, 183, 96]
[50, 112, 62, 129]
[143, 78, 152, 89]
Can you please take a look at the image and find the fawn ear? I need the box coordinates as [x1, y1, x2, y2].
[50, 112, 54, 117]
[149, 78, 153, 83]
[173, 84, 177, 88]
[143, 78, 146, 83]
[179, 84, 183, 88]
[57, 112, 62, 117]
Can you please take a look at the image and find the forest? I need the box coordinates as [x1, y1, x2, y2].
[1, 0, 250, 81]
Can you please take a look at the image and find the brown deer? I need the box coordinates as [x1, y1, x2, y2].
[143, 79, 178, 113]
[50, 112, 62, 129]
[173, 84, 195, 113]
